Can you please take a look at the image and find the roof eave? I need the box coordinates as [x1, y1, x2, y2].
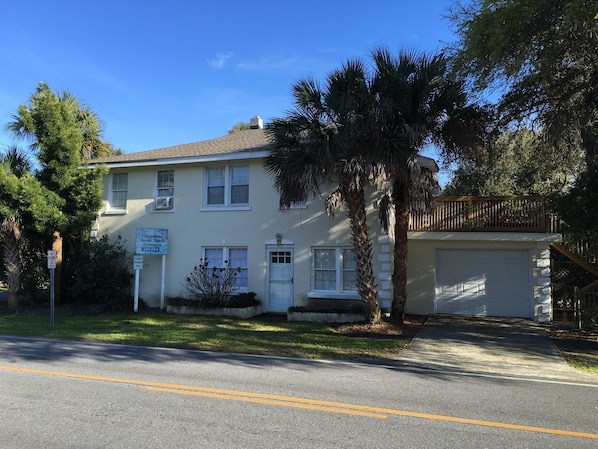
[87, 150, 270, 169]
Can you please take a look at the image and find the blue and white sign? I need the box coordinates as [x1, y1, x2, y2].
[136, 228, 169, 255]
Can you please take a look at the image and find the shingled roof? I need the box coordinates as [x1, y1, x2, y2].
[89, 128, 270, 166]
[89, 125, 439, 171]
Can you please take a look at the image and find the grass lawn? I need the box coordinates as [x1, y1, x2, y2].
[0, 304, 596, 375]
[0, 313, 412, 360]
[566, 354, 598, 375]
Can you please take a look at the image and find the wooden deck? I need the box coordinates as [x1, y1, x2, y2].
[408, 196, 552, 233]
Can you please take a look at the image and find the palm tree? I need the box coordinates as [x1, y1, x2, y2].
[0, 147, 33, 312]
[265, 60, 384, 323]
[6, 84, 116, 161]
[371, 48, 487, 321]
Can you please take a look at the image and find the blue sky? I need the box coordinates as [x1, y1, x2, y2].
[0, 0, 461, 163]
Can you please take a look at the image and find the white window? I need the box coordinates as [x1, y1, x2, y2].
[207, 167, 225, 205]
[289, 199, 307, 209]
[278, 188, 307, 210]
[203, 247, 248, 289]
[109, 173, 128, 211]
[287, 192, 307, 209]
[313, 248, 356, 292]
[155, 170, 174, 210]
[205, 166, 249, 207]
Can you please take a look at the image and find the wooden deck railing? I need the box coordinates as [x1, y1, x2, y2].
[408, 196, 552, 233]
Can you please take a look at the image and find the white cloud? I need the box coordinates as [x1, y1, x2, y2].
[207, 52, 234, 69]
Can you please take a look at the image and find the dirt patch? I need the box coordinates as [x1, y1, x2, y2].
[332, 314, 427, 339]
[546, 326, 598, 363]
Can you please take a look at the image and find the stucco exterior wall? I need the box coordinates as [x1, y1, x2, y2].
[96, 157, 559, 321]
[405, 232, 559, 322]
[97, 159, 384, 309]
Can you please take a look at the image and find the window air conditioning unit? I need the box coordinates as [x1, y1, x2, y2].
[155, 196, 174, 210]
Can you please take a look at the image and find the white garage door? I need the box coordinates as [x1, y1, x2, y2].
[435, 249, 532, 318]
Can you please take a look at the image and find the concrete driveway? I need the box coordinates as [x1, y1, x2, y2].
[396, 316, 597, 383]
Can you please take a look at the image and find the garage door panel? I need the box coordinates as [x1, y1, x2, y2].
[435, 249, 532, 318]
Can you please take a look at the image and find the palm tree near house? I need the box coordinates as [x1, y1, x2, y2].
[264, 60, 385, 323]
[371, 48, 487, 321]
[6, 89, 116, 161]
[0, 147, 33, 312]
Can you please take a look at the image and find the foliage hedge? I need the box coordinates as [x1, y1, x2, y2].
[64, 235, 133, 312]
[168, 292, 260, 309]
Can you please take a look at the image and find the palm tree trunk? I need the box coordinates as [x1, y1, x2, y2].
[2, 217, 22, 313]
[391, 173, 410, 322]
[344, 187, 381, 323]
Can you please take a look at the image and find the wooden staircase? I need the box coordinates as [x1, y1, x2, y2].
[550, 242, 598, 279]
[550, 237, 598, 328]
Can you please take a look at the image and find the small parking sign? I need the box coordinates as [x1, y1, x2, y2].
[47, 250, 57, 269]
[133, 255, 144, 270]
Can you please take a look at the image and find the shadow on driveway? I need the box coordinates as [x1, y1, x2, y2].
[395, 316, 597, 383]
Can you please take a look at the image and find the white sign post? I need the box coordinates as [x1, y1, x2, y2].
[135, 228, 169, 310]
[47, 250, 57, 328]
[133, 255, 144, 312]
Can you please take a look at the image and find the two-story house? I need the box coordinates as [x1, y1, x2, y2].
[89, 117, 560, 322]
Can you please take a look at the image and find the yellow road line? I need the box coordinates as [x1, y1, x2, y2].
[144, 386, 387, 419]
[1, 364, 597, 440]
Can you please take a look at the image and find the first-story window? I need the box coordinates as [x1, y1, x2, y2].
[110, 172, 128, 211]
[313, 247, 356, 292]
[203, 247, 248, 289]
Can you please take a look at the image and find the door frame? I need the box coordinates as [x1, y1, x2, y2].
[265, 244, 295, 312]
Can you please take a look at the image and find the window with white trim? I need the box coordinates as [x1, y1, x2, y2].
[279, 186, 307, 209]
[288, 192, 307, 209]
[203, 247, 248, 289]
[313, 248, 356, 292]
[205, 165, 249, 207]
[110, 173, 128, 211]
[155, 170, 174, 210]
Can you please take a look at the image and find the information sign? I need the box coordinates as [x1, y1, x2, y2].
[136, 228, 168, 255]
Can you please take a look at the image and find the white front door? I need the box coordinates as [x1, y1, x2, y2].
[267, 249, 294, 312]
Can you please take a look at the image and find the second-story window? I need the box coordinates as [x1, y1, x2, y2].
[155, 169, 174, 210]
[205, 165, 249, 207]
[230, 166, 249, 204]
[110, 173, 128, 211]
[207, 167, 225, 205]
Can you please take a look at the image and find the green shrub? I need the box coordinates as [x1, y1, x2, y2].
[166, 296, 194, 307]
[228, 292, 260, 308]
[64, 235, 133, 312]
[167, 292, 260, 309]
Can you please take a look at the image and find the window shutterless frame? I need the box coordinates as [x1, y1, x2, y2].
[204, 165, 249, 208]
[110, 172, 128, 211]
[154, 169, 174, 210]
[202, 247, 248, 289]
[312, 247, 357, 293]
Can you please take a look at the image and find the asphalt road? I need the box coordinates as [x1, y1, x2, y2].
[1, 336, 597, 448]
